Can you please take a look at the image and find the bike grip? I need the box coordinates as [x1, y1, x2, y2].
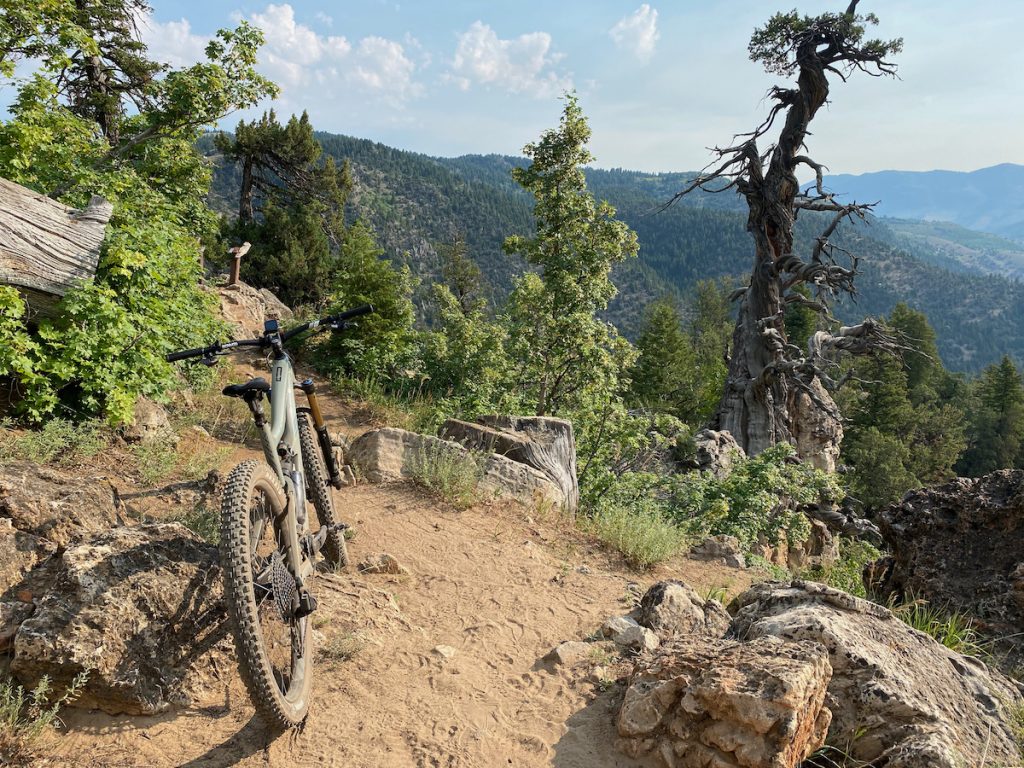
[335, 304, 375, 322]
[166, 346, 208, 362]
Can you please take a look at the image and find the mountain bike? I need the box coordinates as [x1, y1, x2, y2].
[166, 304, 373, 728]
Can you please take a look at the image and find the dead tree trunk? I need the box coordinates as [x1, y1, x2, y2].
[670, 2, 902, 468]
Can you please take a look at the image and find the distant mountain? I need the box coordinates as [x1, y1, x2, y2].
[202, 133, 1024, 372]
[824, 164, 1024, 242]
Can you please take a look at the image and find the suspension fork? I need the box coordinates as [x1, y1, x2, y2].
[298, 378, 344, 488]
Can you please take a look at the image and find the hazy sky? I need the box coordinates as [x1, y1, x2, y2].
[78, 1, 1024, 173]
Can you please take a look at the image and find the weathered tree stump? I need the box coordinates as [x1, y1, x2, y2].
[0, 177, 113, 317]
[440, 416, 579, 516]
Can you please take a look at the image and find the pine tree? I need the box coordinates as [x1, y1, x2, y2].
[959, 356, 1024, 475]
[630, 297, 697, 418]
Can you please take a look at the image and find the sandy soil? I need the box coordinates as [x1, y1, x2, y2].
[35, 380, 757, 768]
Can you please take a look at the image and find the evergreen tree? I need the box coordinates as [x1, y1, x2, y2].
[437, 233, 484, 315]
[317, 221, 417, 378]
[630, 297, 697, 418]
[959, 356, 1024, 475]
[503, 93, 638, 417]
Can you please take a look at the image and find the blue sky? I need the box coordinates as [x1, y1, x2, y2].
[127, 1, 1024, 172]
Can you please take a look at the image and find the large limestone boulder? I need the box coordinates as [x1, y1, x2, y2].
[0, 462, 118, 548]
[11, 523, 231, 715]
[872, 470, 1024, 640]
[347, 427, 563, 510]
[440, 416, 579, 515]
[729, 580, 1024, 767]
[631, 580, 731, 641]
[617, 635, 832, 768]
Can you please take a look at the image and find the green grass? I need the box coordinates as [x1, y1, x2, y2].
[408, 441, 483, 509]
[583, 503, 689, 569]
[334, 374, 441, 433]
[698, 585, 730, 603]
[888, 597, 984, 656]
[171, 504, 219, 544]
[129, 435, 228, 487]
[1, 672, 88, 763]
[0, 418, 109, 466]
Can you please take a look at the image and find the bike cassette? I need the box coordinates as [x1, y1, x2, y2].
[270, 550, 297, 620]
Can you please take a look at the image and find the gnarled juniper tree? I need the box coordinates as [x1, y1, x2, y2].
[671, 1, 903, 467]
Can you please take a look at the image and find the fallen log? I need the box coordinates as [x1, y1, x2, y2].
[0, 177, 113, 318]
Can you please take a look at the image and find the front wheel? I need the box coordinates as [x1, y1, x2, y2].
[221, 460, 313, 729]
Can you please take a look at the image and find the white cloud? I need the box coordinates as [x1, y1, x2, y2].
[139, 15, 211, 68]
[141, 4, 420, 106]
[450, 21, 572, 98]
[609, 5, 659, 63]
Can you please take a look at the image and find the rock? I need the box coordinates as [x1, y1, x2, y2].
[347, 428, 563, 510]
[755, 519, 838, 572]
[873, 470, 1024, 641]
[432, 644, 457, 660]
[123, 396, 173, 445]
[0, 600, 34, 651]
[543, 641, 593, 667]
[632, 580, 730, 640]
[0, 518, 52, 594]
[690, 429, 745, 478]
[729, 580, 1024, 767]
[600, 615, 640, 641]
[614, 625, 659, 655]
[357, 553, 408, 575]
[339, 464, 356, 487]
[690, 534, 746, 568]
[217, 280, 293, 338]
[0, 462, 118, 548]
[617, 635, 832, 768]
[790, 377, 842, 473]
[11, 523, 231, 715]
[440, 416, 579, 515]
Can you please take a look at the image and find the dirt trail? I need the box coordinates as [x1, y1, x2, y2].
[47, 383, 755, 768]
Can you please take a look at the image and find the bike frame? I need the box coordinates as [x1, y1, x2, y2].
[254, 349, 314, 584]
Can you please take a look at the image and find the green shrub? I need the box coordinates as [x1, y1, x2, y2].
[803, 538, 881, 598]
[669, 443, 841, 550]
[0, 418, 108, 465]
[583, 493, 689, 569]
[172, 504, 219, 545]
[1, 671, 88, 763]
[408, 442, 483, 509]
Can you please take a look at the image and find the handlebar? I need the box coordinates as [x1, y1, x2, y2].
[165, 304, 375, 363]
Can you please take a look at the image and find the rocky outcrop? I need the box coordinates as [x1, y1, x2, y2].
[631, 580, 731, 641]
[872, 470, 1024, 640]
[440, 416, 579, 515]
[216, 280, 293, 338]
[730, 580, 1024, 767]
[11, 523, 231, 715]
[752, 520, 838, 572]
[690, 429, 745, 478]
[0, 462, 118, 548]
[617, 635, 832, 768]
[347, 427, 564, 510]
[789, 378, 842, 473]
[690, 534, 745, 568]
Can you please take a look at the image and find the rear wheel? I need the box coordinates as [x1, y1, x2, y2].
[297, 412, 349, 569]
[221, 460, 313, 729]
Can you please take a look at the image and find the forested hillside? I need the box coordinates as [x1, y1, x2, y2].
[204, 134, 1024, 371]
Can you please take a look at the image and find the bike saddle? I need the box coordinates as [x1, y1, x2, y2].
[222, 377, 271, 398]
